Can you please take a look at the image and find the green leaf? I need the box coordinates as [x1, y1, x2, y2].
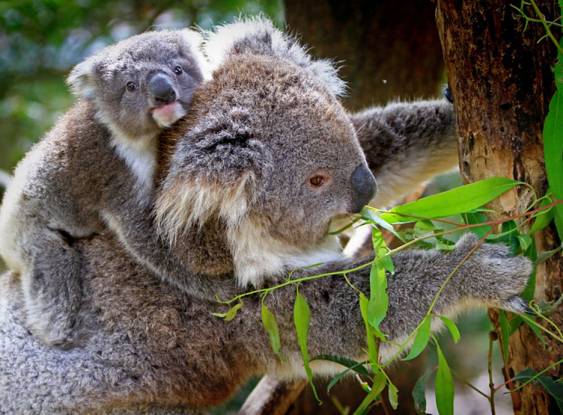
[352, 370, 387, 415]
[543, 87, 563, 241]
[390, 177, 520, 219]
[529, 205, 553, 235]
[359, 293, 380, 373]
[211, 302, 242, 321]
[521, 316, 547, 346]
[362, 207, 404, 241]
[514, 368, 563, 413]
[435, 342, 454, 415]
[498, 310, 511, 362]
[412, 371, 431, 414]
[516, 234, 533, 252]
[293, 290, 320, 402]
[462, 211, 492, 237]
[388, 382, 399, 410]
[261, 303, 281, 356]
[313, 355, 370, 377]
[439, 316, 461, 344]
[403, 315, 431, 361]
[324, 358, 370, 393]
[367, 259, 388, 338]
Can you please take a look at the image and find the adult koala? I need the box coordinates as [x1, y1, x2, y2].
[0, 20, 530, 414]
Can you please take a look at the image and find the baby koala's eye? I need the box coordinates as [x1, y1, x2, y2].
[174, 66, 183, 75]
[126, 81, 137, 92]
[309, 174, 330, 188]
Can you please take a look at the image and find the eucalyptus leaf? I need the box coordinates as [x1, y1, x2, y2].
[293, 290, 320, 402]
[211, 302, 242, 321]
[391, 177, 520, 219]
[543, 71, 563, 241]
[352, 370, 387, 415]
[514, 368, 563, 412]
[435, 342, 454, 415]
[313, 355, 370, 377]
[359, 293, 380, 373]
[367, 259, 388, 337]
[412, 371, 431, 414]
[261, 303, 281, 355]
[388, 381, 399, 410]
[439, 316, 461, 344]
[529, 205, 554, 235]
[362, 208, 404, 241]
[403, 315, 431, 361]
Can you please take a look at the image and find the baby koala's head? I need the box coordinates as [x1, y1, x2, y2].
[67, 29, 208, 141]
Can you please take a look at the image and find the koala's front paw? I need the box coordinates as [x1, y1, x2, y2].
[453, 234, 533, 312]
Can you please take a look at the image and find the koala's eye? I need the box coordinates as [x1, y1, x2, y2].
[126, 81, 137, 92]
[309, 174, 330, 189]
[174, 66, 183, 75]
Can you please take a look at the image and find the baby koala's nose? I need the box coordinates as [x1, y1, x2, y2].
[149, 73, 177, 105]
[350, 164, 377, 214]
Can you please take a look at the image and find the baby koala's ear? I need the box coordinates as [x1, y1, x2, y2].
[67, 57, 99, 99]
[178, 28, 212, 81]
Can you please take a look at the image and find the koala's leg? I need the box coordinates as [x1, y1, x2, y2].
[258, 234, 531, 377]
[351, 99, 458, 207]
[22, 228, 84, 348]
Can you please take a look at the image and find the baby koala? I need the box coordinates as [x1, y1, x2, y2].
[0, 29, 207, 347]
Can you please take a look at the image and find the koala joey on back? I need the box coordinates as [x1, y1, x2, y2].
[0, 19, 533, 414]
[0, 29, 208, 347]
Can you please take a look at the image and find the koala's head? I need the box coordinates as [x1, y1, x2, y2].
[67, 29, 208, 141]
[156, 19, 376, 286]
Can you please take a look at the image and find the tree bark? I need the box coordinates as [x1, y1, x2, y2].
[284, 0, 444, 111]
[436, 1, 561, 414]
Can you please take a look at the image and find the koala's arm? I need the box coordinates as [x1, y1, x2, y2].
[351, 99, 459, 207]
[101, 186, 230, 299]
[255, 234, 531, 373]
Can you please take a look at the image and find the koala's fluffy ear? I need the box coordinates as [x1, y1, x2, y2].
[155, 119, 266, 244]
[67, 57, 99, 99]
[178, 29, 212, 81]
[204, 17, 346, 97]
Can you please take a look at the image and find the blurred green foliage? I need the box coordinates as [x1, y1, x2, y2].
[0, 0, 284, 174]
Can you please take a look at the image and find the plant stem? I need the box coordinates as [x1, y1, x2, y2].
[487, 331, 497, 415]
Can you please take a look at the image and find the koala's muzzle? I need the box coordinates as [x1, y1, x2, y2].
[350, 164, 377, 213]
[148, 73, 177, 104]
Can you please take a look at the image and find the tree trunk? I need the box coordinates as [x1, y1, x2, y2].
[436, 1, 562, 414]
[284, 0, 444, 111]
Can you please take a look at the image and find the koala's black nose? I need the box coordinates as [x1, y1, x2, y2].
[350, 164, 377, 213]
[148, 73, 176, 104]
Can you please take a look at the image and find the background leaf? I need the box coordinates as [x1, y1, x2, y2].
[542, 33, 563, 240]
[261, 303, 281, 356]
[403, 315, 431, 361]
[293, 290, 320, 402]
[435, 342, 454, 415]
[389, 177, 520, 219]
[412, 371, 431, 414]
[352, 370, 387, 415]
[387, 382, 399, 410]
[439, 316, 461, 344]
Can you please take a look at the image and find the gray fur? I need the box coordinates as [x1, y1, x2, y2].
[352, 99, 459, 207]
[0, 19, 531, 413]
[0, 29, 206, 347]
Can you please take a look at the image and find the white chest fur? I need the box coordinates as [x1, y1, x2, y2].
[111, 133, 158, 201]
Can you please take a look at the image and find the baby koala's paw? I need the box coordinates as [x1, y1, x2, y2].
[25, 298, 80, 349]
[453, 233, 533, 312]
